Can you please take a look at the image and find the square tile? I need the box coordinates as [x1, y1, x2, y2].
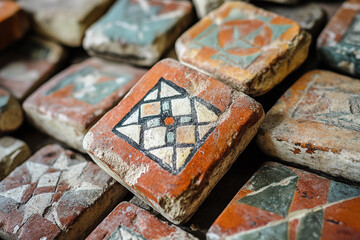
[207, 162, 360, 240]
[23, 58, 146, 152]
[318, 0, 360, 77]
[83, 58, 264, 224]
[257, 70, 360, 181]
[176, 2, 311, 96]
[176, 125, 196, 144]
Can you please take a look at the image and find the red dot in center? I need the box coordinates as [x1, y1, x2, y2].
[164, 117, 175, 125]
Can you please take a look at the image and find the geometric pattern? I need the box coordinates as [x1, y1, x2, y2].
[112, 77, 222, 175]
[189, 8, 293, 69]
[341, 11, 360, 46]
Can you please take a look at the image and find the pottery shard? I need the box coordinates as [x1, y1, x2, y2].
[176, 2, 311, 96]
[207, 162, 360, 240]
[317, 0, 360, 77]
[257, 70, 360, 182]
[0, 136, 30, 180]
[83, 0, 193, 67]
[0, 144, 127, 240]
[83, 58, 264, 224]
[23, 57, 146, 152]
[87, 202, 198, 240]
[0, 1, 29, 51]
[17, 0, 113, 47]
[0, 88, 23, 133]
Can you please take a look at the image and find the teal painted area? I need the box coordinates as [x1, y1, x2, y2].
[327, 181, 360, 204]
[167, 132, 175, 143]
[231, 222, 288, 240]
[91, 0, 181, 46]
[269, 24, 292, 41]
[223, 8, 246, 22]
[296, 209, 324, 240]
[46, 66, 132, 105]
[108, 225, 146, 240]
[0, 95, 9, 113]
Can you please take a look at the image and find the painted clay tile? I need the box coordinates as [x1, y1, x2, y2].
[17, 0, 113, 47]
[0, 136, 30, 180]
[0, 144, 127, 240]
[207, 162, 360, 240]
[176, 2, 311, 96]
[257, 70, 360, 182]
[23, 58, 146, 152]
[83, 58, 264, 224]
[0, 36, 66, 100]
[87, 202, 198, 240]
[83, 0, 193, 67]
[318, 0, 360, 77]
[0, 1, 29, 51]
[0, 88, 23, 133]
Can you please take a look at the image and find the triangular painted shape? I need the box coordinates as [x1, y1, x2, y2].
[150, 147, 174, 168]
[144, 88, 158, 102]
[198, 124, 214, 140]
[160, 82, 181, 98]
[116, 125, 141, 144]
[0, 184, 30, 203]
[269, 24, 292, 41]
[195, 100, 219, 123]
[122, 107, 139, 125]
[176, 147, 193, 170]
[26, 162, 49, 183]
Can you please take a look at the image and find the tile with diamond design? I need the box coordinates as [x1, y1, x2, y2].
[0, 36, 66, 100]
[207, 162, 360, 240]
[83, 58, 264, 224]
[23, 58, 146, 152]
[176, 2, 311, 96]
[257, 70, 360, 182]
[87, 202, 198, 240]
[318, 0, 360, 77]
[0, 88, 23, 133]
[0, 144, 127, 240]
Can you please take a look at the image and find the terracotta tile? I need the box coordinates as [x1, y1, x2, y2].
[86, 202, 198, 240]
[207, 162, 360, 240]
[17, 0, 113, 47]
[257, 70, 360, 182]
[0, 1, 29, 51]
[23, 58, 146, 152]
[0, 136, 30, 180]
[0, 88, 22, 133]
[176, 2, 311, 96]
[318, 0, 360, 77]
[83, 58, 264, 224]
[83, 0, 193, 66]
[0, 144, 127, 240]
[0, 36, 66, 100]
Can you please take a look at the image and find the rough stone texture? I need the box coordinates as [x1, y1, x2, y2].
[176, 2, 311, 96]
[0, 88, 23, 133]
[17, 0, 113, 47]
[83, 58, 264, 224]
[0, 136, 30, 180]
[0, 144, 127, 240]
[0, 1, 29, 51]
[83, 0, 193, 67]
[87, 202, 198, 240]
[207, 162, 360, 240]
[257, 70, 360, 182]
[0, 36, 66, 100]
[23, 58, 146, 152]
[257, 3, 326, 37]
[318, 0, 360, 77]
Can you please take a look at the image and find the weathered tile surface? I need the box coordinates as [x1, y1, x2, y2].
[0, 144, 127, 240]
[257, 70, 360, 182]
[23, 58, 146, 152]
[318, 0, 360, 77]
[0, 36, 66, 100]
[207, 162, 360, 240]
[0, 1, 29, 51]
[83, 0, 193, 66]
[0, 88, 22, 133]
[17, 0, 113, 47]
[176, 2, 311, 96]
[87, 202, 198, 240]
[0, 136, 30, 180]
[83, 58, 264, 224]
